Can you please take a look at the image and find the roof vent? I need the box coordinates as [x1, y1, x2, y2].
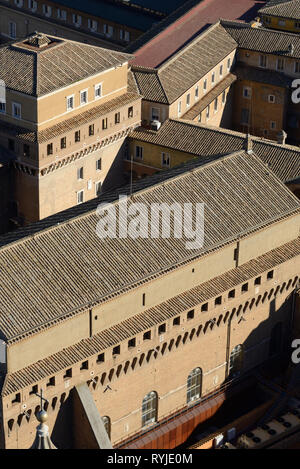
[150, 120, 161, 131]
[27, 32, 52, 49]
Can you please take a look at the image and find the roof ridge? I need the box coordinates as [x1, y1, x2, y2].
[222, 18, 300, 38]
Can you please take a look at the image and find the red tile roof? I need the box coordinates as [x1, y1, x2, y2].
[131, 0, 266, 68]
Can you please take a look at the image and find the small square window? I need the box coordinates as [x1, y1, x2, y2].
[228, 289, 235, 299]
[115, 112, 120, 124]
[97, 353, 105, 363]
[143, 331, 151, 340]
[267, 270, 274, 280]
[128, 338, 136, 348]
[158, 323, 166, 334]
[201, 303, 208, 312]
[187, 310, 194, 320]
[29, 385, 38, 395]
[173, 316, 180, 326]
[63, 368, 72, 379]
[215, 296, 222, 306]
[46, 377, 55, 387]
[80, 361, 89, 370]
[113, 345, 120, 355]
[242, 283, 248, 293]
[254, 276, 261, 285]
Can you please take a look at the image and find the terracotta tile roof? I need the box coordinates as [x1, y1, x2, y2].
[128, 0, 265, 68]
[0, 33, 132, 97]
[182, 73, 237, 120]
[130, 119, 300, 183]
[222, 20, 300, 58]
[133, 23, 237, 104]
[2, 235, 300, 396]
[234, 63, 293, 87]
[259, 0, 300, 20]
[0, 150, 299, 343]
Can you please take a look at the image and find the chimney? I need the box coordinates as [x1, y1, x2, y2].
[244, 133, 253, 154]
[277, 130, 287, 145]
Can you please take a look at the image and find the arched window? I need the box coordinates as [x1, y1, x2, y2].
[269, 322, 282, 357]
[187, 368, 202, 403]
[229, 344, 243, 377]
[102, 416, 111, 439]
[142, 391, 158, 427]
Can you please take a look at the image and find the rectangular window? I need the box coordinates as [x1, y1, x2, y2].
[158, 324, 166, 335]
[95, 181, 102, 196]
[12, 102, 21, 119]
[161, 152, 170, 167]
[296, 22, 300, 29]
[115, 112, 120, 124]
[77, 167, 83, 180]
[295, 62, 300, 73]
[186, 94, 190, 107]
[23, 144, 30, 157]
[241, 283, 248, 293]
[63, 368, 72, 379]
[28, 0, 37, 11]
[75, 130, 81, 142]
[278, 19, 286, 26]
[9, 22, 16, 39]
[96, 158, 102, 171]
[267, 270, 274, 280]
[124, 31, 130, 42]
[206, 104, 210, 119]
[215, 296, 222, 305]
[46, 377, 55, 387]
[214, 97, 218, 112]
[128, 106, 134, 118]
[128, 338, 136, 348]
[113, 345, 120, 355]
[95, 83, 102, 99]
[228, 289, 235, 299]
[227, 58, 231, 70]
[270, 121, 276, 130]
[102, 118, 108, 130]
[173, 316, 180, 326]
[77, 190, 84, 204]
[187, 310, 194, 321]
[89, 124, 94, 136]
[42, 4, 52, 16]
[151, 107, 159, 121]
[254, 276, 261, 285]
[212, 72, 215, 84]
[57, 8, 67, 20]
[264, 16, 271, 24]
[259, 55, 267, 68]
[0, 102, 6, 113]
[277, 58, 284, 71]
[243, 86, 252, 99]
[73, 14, 82, 26]
[220, 64, 223, 76]
[203, 79, 207, 92]
[195, 86, 199, 99]
[60, 137, 66, 149]
[88, 19, 98, 31]
[135, 145, 143, 159]
[67, 95, 74, 111]
[143, 331, 151, 340]
[80, 90, 88, 105]
[222, 90, 226, 104]
[241, 108, 250, 125]
[47, 143, 53, 155]
[97, 353, 105, 363]
[178, 101, 182, 116]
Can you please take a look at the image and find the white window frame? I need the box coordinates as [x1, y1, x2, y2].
[12, 102, 21, 119]
[42, 4, 52, 17]
[219, 64, 223, 77]
[67, 94, 74, 111]
[57, 8, 67, 20]
[259, 55, 267, 68]
[186, 93, 190, 108]
[268, 94, 276, 103]
[277, 58, 284, 71]
[211, 72, 215, 84]
[73, 14, 82, 27]
[28, 0, 37, 11]
[195, 85, 199, 100]
[178, 101, 182, 116]
[95, 181, 102, 196]
[77, 166, 84, 180]
[80, 89, 88, 106]
[14, 0, 23, 8]
[88, 18, 98, 32]
[77, 190, 84, 205]
[95, 83, 102, 100]
[214, 97, 218, 112]
[203, 79, 207, 93]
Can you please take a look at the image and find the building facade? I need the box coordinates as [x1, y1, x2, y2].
[259, 0, 300, 33]
[0, 32, 141, 225]
[0, 150, 299, 448]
